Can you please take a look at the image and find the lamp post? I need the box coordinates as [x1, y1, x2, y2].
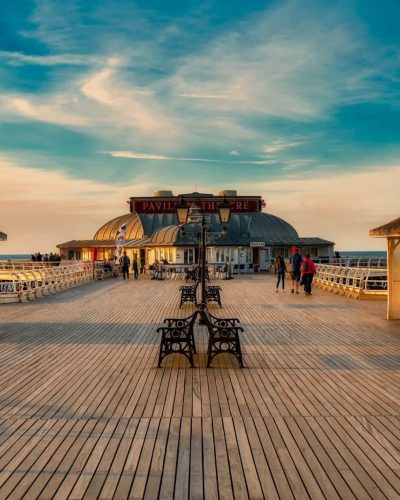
[176, 195, 232, 312]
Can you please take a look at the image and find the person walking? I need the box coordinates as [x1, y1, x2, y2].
[133, 255, 139, 280]
[289, 248, 303, 294]
[274, 252, 287, 292]
[301, 253, 317, 295]
[121, 251, 131, 280]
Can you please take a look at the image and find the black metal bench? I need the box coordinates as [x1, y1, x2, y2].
[179, 282, 198, 307]
[157, 311, 198, 367]
[201, 307, 244, 367]
[205, 285, 222, 307]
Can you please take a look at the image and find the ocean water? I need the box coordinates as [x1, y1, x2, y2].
[0, 254, 31, 260]
[338, 251, 386, 258]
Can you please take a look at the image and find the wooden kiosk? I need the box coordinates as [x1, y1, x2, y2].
[370, 217, 400, 319]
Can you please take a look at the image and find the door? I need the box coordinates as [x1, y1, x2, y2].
[259, 248, 271, 271]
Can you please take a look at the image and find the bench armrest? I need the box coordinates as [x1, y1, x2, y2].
[208, 312, 240, 326]
[164, 312, 197, 326]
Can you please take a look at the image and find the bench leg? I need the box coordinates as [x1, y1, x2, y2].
[158, 333, 195, 368]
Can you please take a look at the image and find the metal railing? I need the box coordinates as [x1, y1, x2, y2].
[312, 257, 386, 268]
[0, 261, 93, 303]
[0, 260, 73, 271]
[314, 264, 387, 298]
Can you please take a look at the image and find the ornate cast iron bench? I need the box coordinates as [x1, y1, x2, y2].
[201, 307, 244, 368]
[179, 282, 198, 308]
[205, 285, 222, 307]
[157, 311, 198, 367]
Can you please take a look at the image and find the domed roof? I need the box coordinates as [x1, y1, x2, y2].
[147, 212, 301, 246]
[247, 212, 300, 243]
[93, 213, 144, 240]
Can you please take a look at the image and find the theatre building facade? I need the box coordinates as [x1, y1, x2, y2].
[58, 190, 334, 270]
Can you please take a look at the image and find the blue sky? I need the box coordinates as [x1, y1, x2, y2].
[0, 0, 399, 251]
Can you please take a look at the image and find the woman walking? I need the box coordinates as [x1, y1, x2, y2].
[133, 255, 139, 280]
[301, 254, 317, 295]
[274, 252, 287, 292]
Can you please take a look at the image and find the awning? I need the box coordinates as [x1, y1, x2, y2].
[370, 216, 400, 238]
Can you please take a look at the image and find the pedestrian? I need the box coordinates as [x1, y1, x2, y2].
[121, 251, 131, 280]
[274, 252, 286, 292]
[133, 255, 139, 280]
[301, 253, 317, 295]
[289, 248, 303, 294]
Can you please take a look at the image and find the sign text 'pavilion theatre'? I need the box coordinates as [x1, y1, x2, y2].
[58, 190, 334, 269]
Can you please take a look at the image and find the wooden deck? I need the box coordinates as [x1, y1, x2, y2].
[0, 275, 399, 499]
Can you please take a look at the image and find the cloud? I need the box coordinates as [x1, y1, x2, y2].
[0, 50, 100, 66]
[0, 58, 176, 139]
[263, 141, 302, 153]
[178, 93, 231, 100]
[108, 150, 277, 164]
[1, 95, 89, 126]
[172, 2, 383, 120]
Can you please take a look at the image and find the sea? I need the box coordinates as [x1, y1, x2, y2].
[0, 254, 31, 260]
[338, 251, 386, 258]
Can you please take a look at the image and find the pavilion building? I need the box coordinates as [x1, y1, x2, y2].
[57, 190, 334, 270]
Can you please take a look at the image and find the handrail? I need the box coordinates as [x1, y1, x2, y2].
[311, 257, 386, 268]
[0, 260, 79, 271]
[0, 262, 94, 303]
[314, 264, 387, 298]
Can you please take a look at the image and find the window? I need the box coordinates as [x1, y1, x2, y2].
[184, 248, 194, 264]
[215, 247, 233, 263]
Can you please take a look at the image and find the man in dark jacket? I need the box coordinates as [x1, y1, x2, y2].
[121, 251, 131, 280]
[289, 248, 303, 294]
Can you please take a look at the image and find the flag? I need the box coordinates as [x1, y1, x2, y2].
[115, 223, 127, 262]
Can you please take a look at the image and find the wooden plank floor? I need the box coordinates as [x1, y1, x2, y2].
[0, 274, 400, 499]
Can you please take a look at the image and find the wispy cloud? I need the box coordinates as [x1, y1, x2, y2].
[108, 151, 276, 164]
[0, 50, 100, 66]
[178, 93, 231, 100]
[1, 95, 89, 126]
[263, 141, 302, 153]
[172, 2, 383, 120]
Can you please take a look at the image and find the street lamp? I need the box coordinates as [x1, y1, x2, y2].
[176, 197, 190, 224]
[175, 195, 232, 314]
[218, 195, 232, 225]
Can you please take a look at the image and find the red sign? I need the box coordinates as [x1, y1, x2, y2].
[130, 198, 261, 214]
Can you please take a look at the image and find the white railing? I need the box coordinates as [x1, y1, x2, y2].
[0, 261, 93, 303]
[312, 257, 386, 268]
[0, 260, 76, 271]
[314, 264, 387, 298]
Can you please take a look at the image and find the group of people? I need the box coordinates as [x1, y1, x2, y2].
[120, 252, 139, 280]
[31, 252, 61, 265]
[274, 248, 317, 296]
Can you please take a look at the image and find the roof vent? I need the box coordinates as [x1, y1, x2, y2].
[154, 190, 173, 197]
[218, 190, 237, 197]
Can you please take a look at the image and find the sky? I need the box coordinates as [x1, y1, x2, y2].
[0, 0, 399, 253]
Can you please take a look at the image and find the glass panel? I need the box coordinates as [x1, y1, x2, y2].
[393, 239, 400, 281]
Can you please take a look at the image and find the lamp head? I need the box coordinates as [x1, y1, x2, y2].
[176, 197, 189, 224]
[218, 195, 232, 225]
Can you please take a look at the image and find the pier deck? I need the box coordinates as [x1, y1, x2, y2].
[0, 275, 399, 499]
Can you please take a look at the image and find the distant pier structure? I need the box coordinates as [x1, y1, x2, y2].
[370, 216, 400, 319]
[58, 189, 334, 267]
